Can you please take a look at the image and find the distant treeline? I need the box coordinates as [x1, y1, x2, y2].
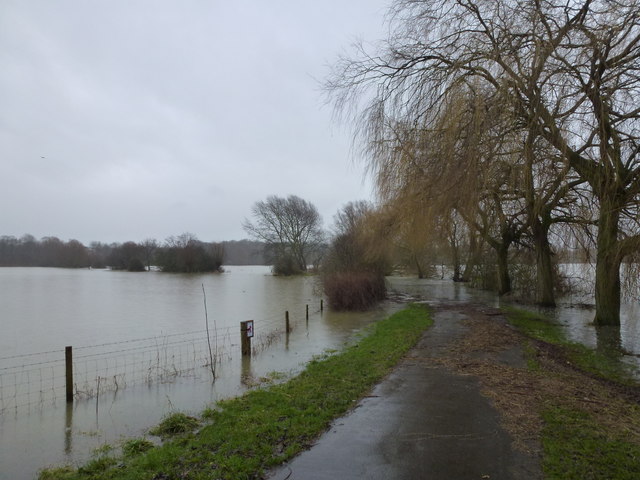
[0, 234, 265, 272]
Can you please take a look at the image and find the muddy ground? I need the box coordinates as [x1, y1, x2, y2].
[434, 302, 640, 457]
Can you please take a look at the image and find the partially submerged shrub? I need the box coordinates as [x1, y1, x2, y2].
[77, 457, 117, 476]
[149, 412, 199, 438]
[324, 271, 386, 311]
[122, 438, 155, 457]
[271, 254, 303, 276]
[38, 466, 75, 480]
[201, 406, 218, 421]
[127, 257, 146, 272]
[92, 444, 114, 457]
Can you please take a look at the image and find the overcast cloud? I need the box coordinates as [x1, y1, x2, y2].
[0, 0, 389, 244]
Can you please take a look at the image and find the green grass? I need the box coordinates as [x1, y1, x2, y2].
[542, 406, 640, 480]
[39, 303, 432, 480]
[503, 306, 640, 479]
[501, 306, 566, 344]
[121, 439, 155, 457]
[148, 412, 200, 438]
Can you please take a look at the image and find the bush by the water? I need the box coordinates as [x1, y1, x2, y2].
[149, 412, 200, 438]
[324, 271, 386, 310]
[271, 254, 303, 276]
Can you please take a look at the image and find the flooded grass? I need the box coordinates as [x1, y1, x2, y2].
[148, 412, 200, 438]
[38, 304, 432, 480]
[502, 306, 640, 478]
[121, 438, 154, 457]
[503, 306, 639, 384]
[501, 305, 568, 345]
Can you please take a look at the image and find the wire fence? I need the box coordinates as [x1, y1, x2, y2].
[0, 302, 321, 415]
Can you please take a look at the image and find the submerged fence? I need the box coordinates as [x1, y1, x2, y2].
[0, 301, 323, 415]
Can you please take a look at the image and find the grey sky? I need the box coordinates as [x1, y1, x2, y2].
[0, 0, 389, 244]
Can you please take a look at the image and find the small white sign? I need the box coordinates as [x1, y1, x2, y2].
[246, 320, 254, 338]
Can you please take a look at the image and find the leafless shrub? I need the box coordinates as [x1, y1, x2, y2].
[324, 272, 386, 311]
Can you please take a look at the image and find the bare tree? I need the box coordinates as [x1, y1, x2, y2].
[157, 233, 223, 273]
[141, 238, 158, 271]
[323, 201, 389, 310]
[333, 200, 374, 237]
[327, 0, 640, 324]
[243, 195, 324, 274]
[326, 200, 378, 274]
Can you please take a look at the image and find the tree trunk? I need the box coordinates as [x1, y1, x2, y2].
[594, 200, 622, 325]
[595, 325, 623, 357]
[452, 263, 462, 282]
[496, 243, 511, 295]
[415, 257, 425, 279]
[461, 232, 480, 282]
[533, 220, 556, 307]
[451, 240, 462, 282]
[536, 245, 556, 307]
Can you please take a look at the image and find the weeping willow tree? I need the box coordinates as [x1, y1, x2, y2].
[354, 84, 533, 296]
[327, 0, 640, 324]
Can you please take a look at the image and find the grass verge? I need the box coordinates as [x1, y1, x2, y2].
[39, 303, 432, 480]
[503, 306, 640, 479]
[542, 406, 640, 480]
[502, 305, 637, 384]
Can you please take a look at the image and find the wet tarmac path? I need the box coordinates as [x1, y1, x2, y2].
[267, 305, 541, 479]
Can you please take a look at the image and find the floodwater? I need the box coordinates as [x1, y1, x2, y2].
[0, 266, 400, 480]
[533, 264, 640, 369]
[0, 266, 638, 479]
[389, 268, 640, 374]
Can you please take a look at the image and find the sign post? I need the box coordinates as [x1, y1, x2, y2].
[240, 320, 254, 356]
[65, 346, 73, 403]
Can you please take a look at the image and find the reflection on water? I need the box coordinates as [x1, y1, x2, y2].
[387, 275, 499, 306]
[595, 326, 623, 357]
[389, 271, 640, 375]
[501, 263, 640, 375]
[0, 267, 395, 480]
[1, 267, 638, 479]
[64, 402, 72, 455]
[240, 355, 253, 387]
[541, 302, 640, 371]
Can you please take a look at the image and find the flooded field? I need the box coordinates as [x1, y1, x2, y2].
[0, 266, 399, 479]
[0, 265, 638, 479]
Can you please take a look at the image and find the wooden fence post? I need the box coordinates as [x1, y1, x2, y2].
[65, 346, 73, 403]
[240, 321, 253, 356]
[285, 311, 290, 334]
